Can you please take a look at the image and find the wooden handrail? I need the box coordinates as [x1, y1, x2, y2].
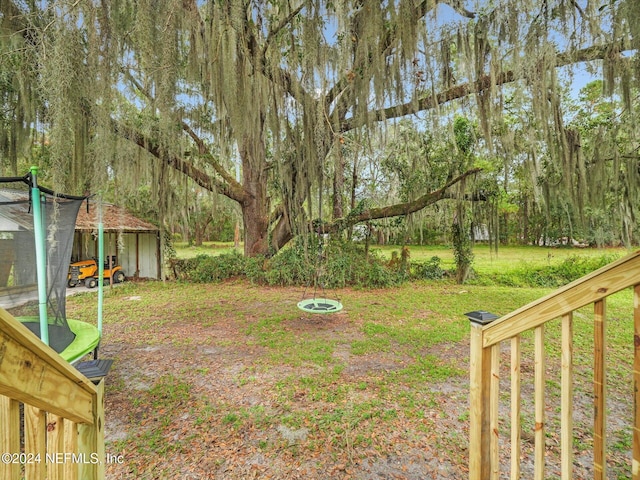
[482, 250, 640, 346]
[469, 249, 640, 480]
[0, 307, 105, 480]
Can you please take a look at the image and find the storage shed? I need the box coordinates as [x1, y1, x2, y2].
[73, 203, 161, 280]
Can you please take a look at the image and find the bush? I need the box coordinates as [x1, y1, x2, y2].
[172, 251, 245, 283]
[171, 244, 619, 290]
[244, 255, 268, 284]
[476, 253, 621, 288]
[543, 254, 620, 286]
[410, 256, 444, 280]
[172, 237, 406, 288]
[263, 238, 402, 288]
[264, 240, 315, 286]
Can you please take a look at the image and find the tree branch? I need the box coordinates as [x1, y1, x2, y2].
[119, 65, 246, 201]
[260, 2, 305, 59]
[112, 120, 251, 204]
[319, 167, 482, 233]
[180, 120, 244, 194]
[325, 0, 474, 119]
[341, 39, 640, 132]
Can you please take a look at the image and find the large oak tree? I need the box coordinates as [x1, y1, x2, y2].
[1, 0, 639, 255]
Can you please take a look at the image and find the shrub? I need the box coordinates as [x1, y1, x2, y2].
[544, 254, 620, 285]
[410, 256, 444, 280]
[171, 237, 405, 288]
[475, 253, 621, 288]
[173, 251, 245, 283]
[264, 239, 316, 286]
[244, 255, 268, 284]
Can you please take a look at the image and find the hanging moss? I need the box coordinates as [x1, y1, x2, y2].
[1, 0, 639, 250]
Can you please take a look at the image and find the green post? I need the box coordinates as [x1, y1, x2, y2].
[97, 216, 104, 335]
[30, 166, 49, 346]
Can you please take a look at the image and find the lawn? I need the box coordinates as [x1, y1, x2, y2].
[67, 245, 637, 479]
[175, 240, 628, 274]
[173, 241, 239, 259]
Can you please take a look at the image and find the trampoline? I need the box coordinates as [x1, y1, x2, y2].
[16, 316, 101, 364]
[0, 168, 104, 364]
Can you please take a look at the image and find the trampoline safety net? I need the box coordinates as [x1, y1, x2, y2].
[0, 174, 86, 353]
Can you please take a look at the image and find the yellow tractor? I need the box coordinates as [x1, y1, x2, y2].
[67, 255, 126, 288]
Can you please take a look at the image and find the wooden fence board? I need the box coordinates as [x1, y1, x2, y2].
[534, 325, 545, 480]
[510, 335, 521, 480]
[0, 395, 20, 480]
[634, 285, 640, 480]
[24, 405, 46, 480]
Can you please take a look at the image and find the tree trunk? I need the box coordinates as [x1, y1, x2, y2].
[193, 213, 213, 247]
[240, 139, 270, 257]
[333, 141, 344, 220]
[234, 220, 240, 249]
[522, 197, 529, 245]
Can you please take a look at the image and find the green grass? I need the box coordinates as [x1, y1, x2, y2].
[371, 243, 629, 275]
[173, 241, 238, 259]
[70, 245, 639, 478]
[174, 241, 629, 270]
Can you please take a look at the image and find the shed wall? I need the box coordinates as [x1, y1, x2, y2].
[72, 232, 160, 280]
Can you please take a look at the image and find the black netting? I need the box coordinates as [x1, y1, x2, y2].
[0, 174, 86, 353]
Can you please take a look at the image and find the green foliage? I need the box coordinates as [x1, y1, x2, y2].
[162, 229, 177, 261]
[476, 253, 621, 287]
[453, 116, 475, 156]
[451, 220, 474, 284]
[172, 237, 405, 288]
[243, 255, 268, 284]
[410, 256, 444, 280]
[264, 239, 400, 288]
[263, 239, 316, 286]
[172, 242, 624, 291]
[173, 251, 245, 283]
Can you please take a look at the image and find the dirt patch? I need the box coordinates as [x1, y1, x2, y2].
[74, 281, 632, 479]
[94, 287, 469, 479]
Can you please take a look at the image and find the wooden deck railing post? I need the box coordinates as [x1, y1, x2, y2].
[489, 343, 500, 480]
[561, 312, 574, 479]
[468, 311, 499, 480]
[469, 322, 491, 480]
[510, 335, 521, 479]
[534, 324, 546, 480]
[24, 405, 46, 480]
[594, 299, 607, 480]
[46, 413, 65, 480]
[634, 284, 640, 480]
[78, 379, 106, 480]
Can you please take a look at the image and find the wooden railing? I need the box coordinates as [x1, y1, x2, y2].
[469, 250, 640, 480]
[0, 307, 105, 480]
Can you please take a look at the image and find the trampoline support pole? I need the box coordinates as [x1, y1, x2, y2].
[30, 166, 49, 346]
[98, 220, 104, 336]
